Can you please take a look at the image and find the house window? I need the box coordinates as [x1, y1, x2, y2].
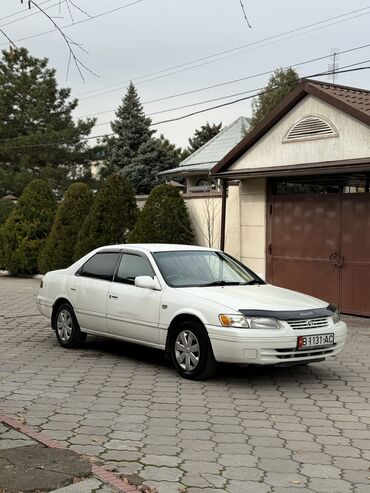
[283, 115, 338, 143]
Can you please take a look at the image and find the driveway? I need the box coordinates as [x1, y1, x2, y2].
[0, 276, 369, 493]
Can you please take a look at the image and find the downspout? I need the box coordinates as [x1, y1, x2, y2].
[220, 179, 227, 251]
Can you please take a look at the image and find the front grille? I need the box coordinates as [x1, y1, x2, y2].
[287, 317, 330, 330]
[275, 345, 336, 359]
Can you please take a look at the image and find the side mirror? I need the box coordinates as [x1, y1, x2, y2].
[135, 276, 161, 291]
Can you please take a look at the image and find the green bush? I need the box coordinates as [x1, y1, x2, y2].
[128, 184, 194, 244]
[0, 179, 56, 274]
[0, 199, 15, 226]
[74, 174, 138, 258]
[38, 183, 93, 274]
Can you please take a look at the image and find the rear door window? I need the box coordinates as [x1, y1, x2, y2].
[79, 252, 120, 281]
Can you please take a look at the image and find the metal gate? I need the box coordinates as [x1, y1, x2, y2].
[267, 178, 370, 316]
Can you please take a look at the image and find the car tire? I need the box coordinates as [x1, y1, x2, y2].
[54, 303, 86, 348]
[170, 320, 217, 380]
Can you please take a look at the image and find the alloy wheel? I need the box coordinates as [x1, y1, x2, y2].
[56, 309, 73, 342]
[175, 329, 200, 371]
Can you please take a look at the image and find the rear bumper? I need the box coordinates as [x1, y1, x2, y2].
[207, 321, 347, 365]
[36, 296, 52, 319]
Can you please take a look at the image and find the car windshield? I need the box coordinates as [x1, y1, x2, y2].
[153, 250, 262, 288]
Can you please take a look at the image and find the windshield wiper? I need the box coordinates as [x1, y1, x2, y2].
[199, 280, 243, 287]
[243, 279, 263, 286]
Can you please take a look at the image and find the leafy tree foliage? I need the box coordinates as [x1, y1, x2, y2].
[123, 135, 183, 194]
[75, 174, 138, 258]
[129, 184, 195, 244]
[0, 48, 95, 196]
[38, 183, 94, 274]
[0, 180, 56, 274]
[0, 199, 15, 226]
[186, 122, 223, 155]
[250, 68, 300, 129]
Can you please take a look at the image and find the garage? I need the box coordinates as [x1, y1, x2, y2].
[213, 79, 370, 316]
[267, 173, 370, 316]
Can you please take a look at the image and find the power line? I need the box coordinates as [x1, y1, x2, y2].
[0, 0, 54, 23]
[75, 5, 370, 100]
[0, 65, 368, 150]
[0, 1, 67, 29]
[73, 41, 370, 120]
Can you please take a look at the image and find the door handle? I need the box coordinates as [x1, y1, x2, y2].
[329, 252, 339, 266]
[70, 287, 77, 291]
[338, 254, 345, 267]
[109, 294, 118, 299]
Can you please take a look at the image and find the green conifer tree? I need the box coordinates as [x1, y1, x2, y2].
[38, 183, 94, 274]
[129, 184, 195, 244]
[75, 174, 138, 258]
[0, 179, 56, 274]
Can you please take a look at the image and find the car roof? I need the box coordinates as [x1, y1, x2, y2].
[97, 244, 220, 254]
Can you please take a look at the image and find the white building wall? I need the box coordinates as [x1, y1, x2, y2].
[231, 95, 370, 171]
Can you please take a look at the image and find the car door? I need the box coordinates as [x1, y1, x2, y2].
[107, 251, 162, 345]
[69, 251, 121, 333]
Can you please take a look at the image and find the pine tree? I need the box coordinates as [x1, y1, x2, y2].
[129, 184, 194, 244]
[0, 48, 95, 197]
[186, 122, 223, 155]
[0, 179, 56, 274]
[75, 174, 138, 258]
[38, 183, 94, 274]
[250, 68, 300, 128]
[123, 135, 182, 194]
[104, 82, 154, 176]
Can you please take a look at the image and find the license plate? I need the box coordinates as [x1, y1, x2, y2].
[297, 333, 334, 350]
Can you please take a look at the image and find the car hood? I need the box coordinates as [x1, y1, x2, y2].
[177, 284, 328, 313]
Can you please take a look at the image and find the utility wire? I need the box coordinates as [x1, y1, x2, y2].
[0, 1, 67, 29]
[0, 0, 145, 48]
[75, 5, 370, 99]
[74, 41, 370, 120]
[0, 65, 368, 150]
[0, 0, 54, 22]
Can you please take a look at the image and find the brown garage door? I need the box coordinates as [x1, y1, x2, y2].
[267, 178, 370, 316]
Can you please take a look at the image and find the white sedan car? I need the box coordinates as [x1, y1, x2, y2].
[37, 244, 347, 379]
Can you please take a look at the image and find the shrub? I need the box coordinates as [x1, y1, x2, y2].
[38, 183, 94, 274]
[0, 199, 15, 226]
[0, 179, 56, 274]
[74, 174, 138, 258]
[128, 184, 194, 244]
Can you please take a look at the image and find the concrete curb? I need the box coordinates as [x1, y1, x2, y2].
[0, 414, 141, 493]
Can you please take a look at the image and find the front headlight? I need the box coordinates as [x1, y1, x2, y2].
[332, 309, 341, 324]
[219, 314, 280, 329]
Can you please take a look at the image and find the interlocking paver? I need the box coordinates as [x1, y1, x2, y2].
[1, 276, 370, 493]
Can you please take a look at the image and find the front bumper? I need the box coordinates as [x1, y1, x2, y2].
[207, 320, 347, 365]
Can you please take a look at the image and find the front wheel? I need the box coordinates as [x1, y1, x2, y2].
[54, 303, 86, 348]
[170, 320, 217, 380]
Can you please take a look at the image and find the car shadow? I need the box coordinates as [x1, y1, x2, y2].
[79, 334, 335, 384]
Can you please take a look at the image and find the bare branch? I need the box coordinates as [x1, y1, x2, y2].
[239, 0, 252, 29]
[24, 0, 98, 81]
[0, 29, 18, 49]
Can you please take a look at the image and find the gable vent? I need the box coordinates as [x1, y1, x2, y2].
[283, 115, 338, 143]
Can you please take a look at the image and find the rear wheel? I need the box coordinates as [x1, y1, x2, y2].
[170, 320, 217, 380]
[54, 303, 86, 348]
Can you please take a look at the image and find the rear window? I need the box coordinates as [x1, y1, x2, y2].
[79, 252, 120, 281]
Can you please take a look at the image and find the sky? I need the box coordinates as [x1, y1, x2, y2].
[1, 0, 370, 148]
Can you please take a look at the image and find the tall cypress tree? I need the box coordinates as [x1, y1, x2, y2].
[38, 183, 94, 274]
[74, 174, 138, 258]
[0, 179, 56, 274]
[129, 184, 195, 244]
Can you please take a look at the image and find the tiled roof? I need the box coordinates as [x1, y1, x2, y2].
[309, 81, 370, 116]
[160, 116, 250, 176]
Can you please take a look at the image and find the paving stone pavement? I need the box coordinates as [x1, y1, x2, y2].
[0, 275, 370, 493]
